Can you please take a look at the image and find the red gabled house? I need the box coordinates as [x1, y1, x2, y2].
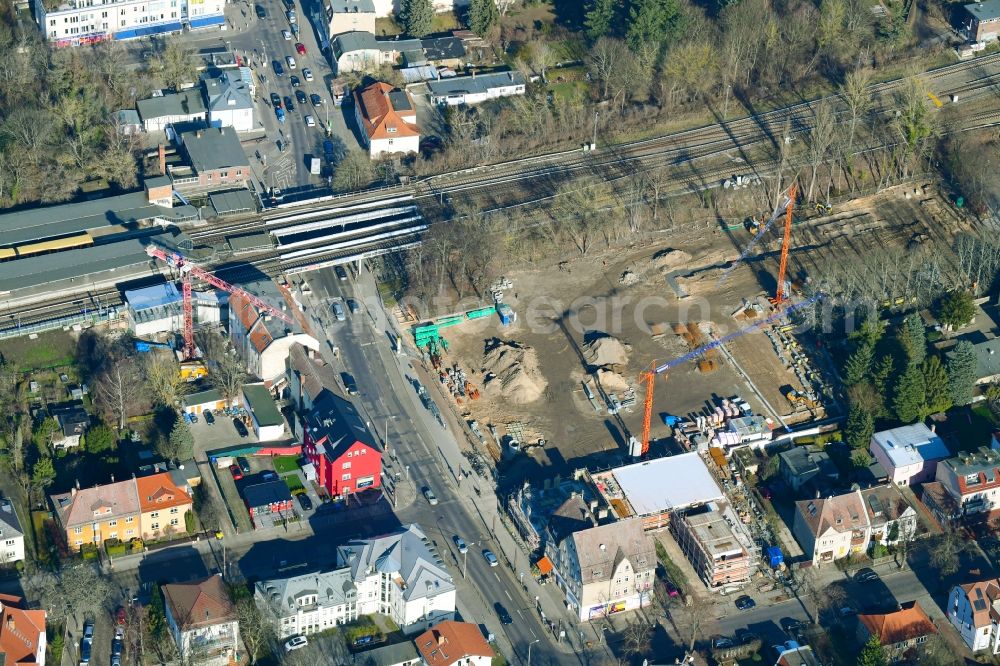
[302, 391, 382, 498]
[287, 344, 381, 498]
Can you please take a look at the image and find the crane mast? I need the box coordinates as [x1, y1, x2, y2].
[145, 246, 293, 360]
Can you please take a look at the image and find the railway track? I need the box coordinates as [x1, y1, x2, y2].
[3, 53, 1000, 334]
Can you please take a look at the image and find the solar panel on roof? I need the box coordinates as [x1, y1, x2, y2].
[975, 599, 988, 611]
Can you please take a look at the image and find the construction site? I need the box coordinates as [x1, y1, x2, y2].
[409, 179, 984, 487]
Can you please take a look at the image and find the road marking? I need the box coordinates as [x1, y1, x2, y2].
[494, 572, 501, 583]
[505, 589, 512, 601]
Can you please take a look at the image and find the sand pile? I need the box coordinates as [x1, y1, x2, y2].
[653, 249, 692, 272]
[619, 270, 640, 286]
[482, 339, 547, 404]
[596, 369, 629, 392]
[583, 334, 631, 368]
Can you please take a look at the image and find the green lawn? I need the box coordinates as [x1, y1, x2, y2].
[0, 330, 76, 371]
[273, 455, 300, 475]
[285, 475, 305, 495]
[950, 403, 997, 452]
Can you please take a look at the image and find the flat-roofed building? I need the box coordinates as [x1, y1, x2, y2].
[964, 0, 1000, 41]
[593, 452, 724, 531]
[672, 502, 754, 590]
[869, 423, 950, 487]
[125, 282, 184, 337]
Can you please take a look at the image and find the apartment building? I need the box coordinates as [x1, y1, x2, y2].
[163, 575, 239, 666]
[254, 569, 358, 638]
[50, 472, 192, 548]
[546, 517, 656, 621]
[672, 503, 753, 590]
[935, 447, 1000, 516]
[336, 525, 456, 634]
[36, 0, 224, 47]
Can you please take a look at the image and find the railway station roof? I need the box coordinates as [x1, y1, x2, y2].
[0, 231, 191, 294]
[0, 189, 197, 246]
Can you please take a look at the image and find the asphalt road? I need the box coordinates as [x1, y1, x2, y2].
[299, 266, 571, 665]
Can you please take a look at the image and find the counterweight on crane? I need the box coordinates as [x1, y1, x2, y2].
[145, 246, 293, 360]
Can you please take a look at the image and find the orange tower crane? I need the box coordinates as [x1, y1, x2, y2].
[772, 183, 798, 306]
[639, 361, 657, 457]
[145, 246, 293, 360]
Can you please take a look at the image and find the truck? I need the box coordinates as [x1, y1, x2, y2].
[309, 156, 321, 175]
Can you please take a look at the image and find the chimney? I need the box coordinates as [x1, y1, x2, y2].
[196, 130, 203, 139]
[6, 614, 12, 631]
[220, 127, 225, 135]
[471, 68, 476, 78]
[158, 143, 166, 176]
[437, 632, 446, 646]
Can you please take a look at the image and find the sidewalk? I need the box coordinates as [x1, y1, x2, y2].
[354, 266, 611, 662]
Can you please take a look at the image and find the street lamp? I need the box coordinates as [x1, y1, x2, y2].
[527, 638, 540, 666]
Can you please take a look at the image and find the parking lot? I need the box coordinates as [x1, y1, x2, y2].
[206, 443, 322, 533]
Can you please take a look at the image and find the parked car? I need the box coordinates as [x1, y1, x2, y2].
[290, 75, 300, 87]
[189, 412, 199, 423]
[734, 595, 756, 611]
[282, 29, 292, 40]
[273, 60, 284, 76]
[233, 419, 249, 437]
[341, 372, 359, 395]
[335, 265, 348, 281]
[310, 93, 323, 107]
[236, 457, 251, 474]
[81, 622, 93, 664]
[297, 494, 313, 511]
[347, 298, 360, 313]
[286, 9, 296, 23]
[286, 55, 296, 69]
[453, 535, 468, 554]
[854, 568, 879, 583]
[332, 301, 346, 321]
[115, 607, 126, 625]
[255, 4, 266, 17]
[483, 549, 498, 567]
[295, 90, 307, 105]
[295, 42, 306, 55]
[664, 579, 680, 597]
[304, 115, 315, 127]
[423, 487, 438, 505]
[284, 95, 295, 111]
[261, 471, 278, 481]
[204, 410, 215, 425]
[712, 636, 735, 650]
[111, 656, 121, 666]
[284, 636, 308, 652]
[302, 68, 313, 82]
[270, 92, 282, 108]
[494, 602, 512, 624]
[229, 464, 243, 481]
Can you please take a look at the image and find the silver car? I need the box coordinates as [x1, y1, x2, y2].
[332, 302, 345, 321]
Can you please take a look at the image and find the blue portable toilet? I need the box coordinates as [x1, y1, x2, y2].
[767, 546, 784, 568]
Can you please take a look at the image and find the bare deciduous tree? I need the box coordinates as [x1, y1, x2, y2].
[95, 356, 141, 431]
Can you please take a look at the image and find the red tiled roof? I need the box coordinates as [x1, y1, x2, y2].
[136, 472, 191, 514]
[415, 621, 493, 666]
[960, 578, 1000, 627]
[859, 601, 937, 646]
[0, 594, 45, 665]
[355, 82, 419, 141]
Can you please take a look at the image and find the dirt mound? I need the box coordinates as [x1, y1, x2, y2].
[652, 249, 692, 272]
[583, 335, 631, 368]
[596, 369, 629, 392]
[482, 339, 547, 404]
[619, 270, 640, 286]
